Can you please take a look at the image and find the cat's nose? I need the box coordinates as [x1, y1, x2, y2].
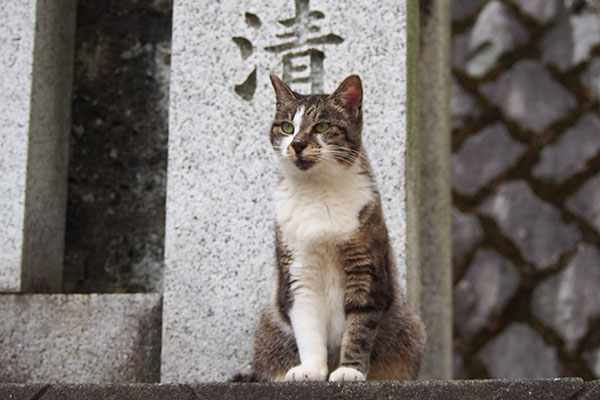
[291, 138, 307, 154]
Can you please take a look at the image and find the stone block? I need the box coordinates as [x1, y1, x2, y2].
[532, 244, 600, 352]
[453, 350, 467, 379]
[451, 208, 484, 261]
[451, 78, 481, 130]
[479, 181, 580, 269]
[582, 57, 600, 100]
[452, 122, 526, 196]
[478, 323, 563, 378]
[514, 0, 562, 24]
[466, 1, 528, 77]
[454, 249, 520, 339]
[451, 0, 487, 22]
[566, 173, 600, 233]
[480, 61, 577, 132]
[452, 29, 471, 71]
[0, 294, 161, 383]
[542, 12, 600, 71]
[0, 0, 76, 292]
[584, 348, 600, 377]
[533, 113, 600, 184]
[163, 0, 419, 382]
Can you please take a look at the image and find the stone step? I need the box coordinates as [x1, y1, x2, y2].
[0, 379, 598, 400]
[0, 294, 161, 383]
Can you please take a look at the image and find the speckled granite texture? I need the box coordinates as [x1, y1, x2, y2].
[0, 294, 161, 383]
[0, 0, 76, 292]
[0, 379, 598, 400]
[162, 0, 416, 382]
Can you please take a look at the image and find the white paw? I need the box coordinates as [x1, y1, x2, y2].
[285, 364, 328, 381]
[328, 366, 366, 382]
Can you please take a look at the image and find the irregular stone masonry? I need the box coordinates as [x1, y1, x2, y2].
[452, 0, 600, 379]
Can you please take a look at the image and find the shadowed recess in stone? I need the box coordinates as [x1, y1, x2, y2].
[245, 12, 262, 28]
[453, 122, 526, 196]
[454, 249, 520, 340]
[532, 244, 600, 352]
[64, 0, 171, 293]
[232, 37, 253, 60]
[478, 322, 564, 378]
[480, 60, 577, 132]
[478, 180, 581, 269]
[234, 67, 257, 101]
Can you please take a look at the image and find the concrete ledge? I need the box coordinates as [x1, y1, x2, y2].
[1, 379, 598, 400]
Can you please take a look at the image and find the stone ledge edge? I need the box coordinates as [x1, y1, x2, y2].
[1, 379, 598, 400]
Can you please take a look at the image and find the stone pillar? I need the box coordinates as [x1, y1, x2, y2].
[417, 0, 452, 380]
[0, 0, 76, 292]
[162, 0, 420, 382]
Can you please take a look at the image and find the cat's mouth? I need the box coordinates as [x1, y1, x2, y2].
[293, 155, 315, 170]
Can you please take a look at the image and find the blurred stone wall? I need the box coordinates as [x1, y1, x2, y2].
[451, 0, 600, 379]
[64, 0, 172, 293]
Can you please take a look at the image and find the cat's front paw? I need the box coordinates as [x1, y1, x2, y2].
[328, 366, 366, 382]
[285, 364, 328, 381]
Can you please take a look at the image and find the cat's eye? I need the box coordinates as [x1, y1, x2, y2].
[282, 122, 294, 134]
[315, 123, 330, 133]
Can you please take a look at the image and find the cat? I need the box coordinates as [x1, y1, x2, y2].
[236, 73, 426, 382]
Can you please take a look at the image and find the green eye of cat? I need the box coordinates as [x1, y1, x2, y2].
[315, 123, 330, 133]
[282, 122, 294, 134]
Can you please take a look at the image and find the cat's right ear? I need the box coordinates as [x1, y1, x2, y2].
[270, 73, 296, 105]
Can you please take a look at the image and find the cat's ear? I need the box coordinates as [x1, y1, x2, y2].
[329, 74, 363, 114]
[270, 73, 296, 105]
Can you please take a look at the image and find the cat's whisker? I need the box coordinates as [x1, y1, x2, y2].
[323, 148, 360, 165]
[325, 145, 365, 159]
[328, 146, 368, 162]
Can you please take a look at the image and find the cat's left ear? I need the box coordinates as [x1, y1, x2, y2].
[329, 74, 362, 117]
[270, 73, 297, 105]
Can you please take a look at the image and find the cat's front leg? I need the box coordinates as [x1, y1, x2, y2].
[329, 309, 381, 381]
[285, 292, 328, 381]
[329, 242, 389, 381]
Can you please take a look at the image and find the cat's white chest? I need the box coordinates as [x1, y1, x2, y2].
[275, 166, 372, 248]
[277, 165, 373, 352]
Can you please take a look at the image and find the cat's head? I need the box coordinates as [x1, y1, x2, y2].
[269, 74, 363, 175]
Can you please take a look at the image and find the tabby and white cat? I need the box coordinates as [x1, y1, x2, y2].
[246, 74, 426, 382]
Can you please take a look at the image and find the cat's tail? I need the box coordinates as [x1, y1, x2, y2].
[230, 371, 259, 382]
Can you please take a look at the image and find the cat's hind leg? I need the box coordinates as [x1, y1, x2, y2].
[252, 304, 300, 382]
[367, 302, 426, 380]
